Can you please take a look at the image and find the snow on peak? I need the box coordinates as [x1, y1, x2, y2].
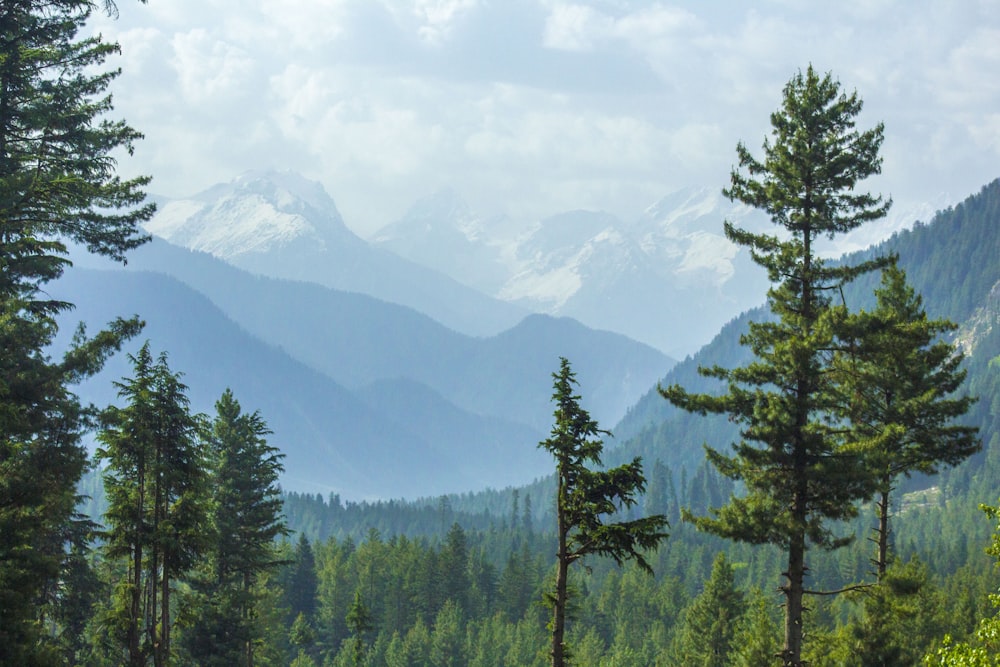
[144, 170, 353, 260]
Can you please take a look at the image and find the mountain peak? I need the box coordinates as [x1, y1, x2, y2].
[146, 170, 354, 260]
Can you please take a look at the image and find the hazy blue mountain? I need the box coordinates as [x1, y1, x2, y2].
[145, 170, 528, 337]
[373, 186, 947, 359]
[373, 187, 774, 357]
[58, 250, 673, 496]
[611, 178, 1000, 480]
[52, 269, 458, 499]
[73, 237, 673, 434]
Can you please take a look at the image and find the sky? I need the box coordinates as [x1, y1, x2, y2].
[90, 0, 1000, 238]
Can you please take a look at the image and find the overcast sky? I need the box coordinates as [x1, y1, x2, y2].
[91, 0, 1000, 237]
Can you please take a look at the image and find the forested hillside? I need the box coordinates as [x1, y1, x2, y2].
[268, 173, 1000, 665]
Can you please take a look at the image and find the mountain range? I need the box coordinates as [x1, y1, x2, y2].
[60, 169, 972, 500]
[60, 239, 671, 498]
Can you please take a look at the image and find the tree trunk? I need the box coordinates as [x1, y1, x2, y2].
[129, 470, 145, 667]
[782, 531, 806, 667]
[160, 557, 170, 667]
[551, 504, 568, 667]
[876, 484, 891, 580]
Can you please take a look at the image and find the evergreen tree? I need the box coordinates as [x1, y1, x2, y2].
[671, 552, 745, 666]
[832, 558, 943, 666]
[95, 343, 207, 667]
[0, 0, 152, 659]
[836, 263, 979, 578]
[285, 533, 320, 623]
[344, 590, 374, 667]
[731, 588, 782, 667]
[182, 389, 288, 666]
[540, 357, 669, 667]
[440, 523, 470, 615]
[661, 66, 891, 666]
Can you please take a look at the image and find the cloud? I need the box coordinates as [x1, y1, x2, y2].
[78, 0, 1000, 236]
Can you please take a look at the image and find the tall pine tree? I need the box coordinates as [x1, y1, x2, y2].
[183, 388, 288, 666]
[541, 357, 668, 667]
[836, 263, 979, 578]
[661, 66, 891, 667]
[0, 0, 152, 659]
[96, 343, 207, 667]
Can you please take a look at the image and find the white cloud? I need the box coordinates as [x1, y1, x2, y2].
[543, 3, 608, 51]
[170, 30, 255, 105]
[76, 0, 1000, 236]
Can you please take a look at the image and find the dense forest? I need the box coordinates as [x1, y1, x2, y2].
[3, 1, 1000, 666]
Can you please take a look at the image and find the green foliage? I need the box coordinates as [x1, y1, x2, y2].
[94, 342, 208, 666]
[925, 502, 1000, 665]
[670, 552, 745, 666]
[180, 388, 288, 665]
[0, 0, 152, 659]
[661, 65, 892, 666]
[540, 357, 669, 667]
[835, 263, 979, 577]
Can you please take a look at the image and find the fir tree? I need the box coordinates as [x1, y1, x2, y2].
[182, 389, 288, 666]
[540, 357, 668, 667]
[95, 343, 207, 667]
[671, 552, 745, 666]
[661, 66, 891, 666]
[836, 263, 979, 578]
[0, 0, 152, 659]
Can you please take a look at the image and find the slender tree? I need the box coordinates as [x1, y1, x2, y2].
[96, 343, 207, 667]
[344, 590, 374, 667]
[0, 0, 152, 659]
[661, 66, 891, 666]
[183, 389, 288, 666]
[540, 357, 668, 667]
[836, 264, 979, 578]
[671, 552, 745, 666]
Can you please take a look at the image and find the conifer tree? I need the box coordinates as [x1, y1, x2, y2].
[836, 264, 979, 578]
[183, 389, 288, 666]
[661, 66, 891, 666]
[0, 0, 152, 658]
[671, 552, 745, 666]
[96, 343, 207, 667]
[345, 590, 374, 667]
[541, 357, 668, 667]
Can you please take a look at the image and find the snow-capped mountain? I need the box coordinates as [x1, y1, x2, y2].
[373, 186, 773, 357]
[145, 171, 527, 337]
[147, 170, 354, 259]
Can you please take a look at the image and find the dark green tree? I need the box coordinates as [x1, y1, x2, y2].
[344, 590, 374, 667]
[836, 263, 979, 578]
[95, 343, 207, 667]
[661, 66, 891, 666]
[0, 0, 152, 660]
[285, 533, 319, 624]
[182, 388, 288, 666]
[671, 552, 745, 666]
[540, 357, 669, 667]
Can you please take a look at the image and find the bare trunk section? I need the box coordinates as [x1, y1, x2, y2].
[875, 484, 891, 580]
[551, 501, 569, 667]
[782, 532, 806, 667]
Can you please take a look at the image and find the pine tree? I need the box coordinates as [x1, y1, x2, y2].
[345, 590, 374, 667]
[182, 389, 288, 666]
[661, 66, 891, 666]
[0, 0, 152, 659]
[836, 264, 979, 578]
[95, 343, 207, 667]
[671, 552, 745, 666]
[540, 357, 669, 667]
